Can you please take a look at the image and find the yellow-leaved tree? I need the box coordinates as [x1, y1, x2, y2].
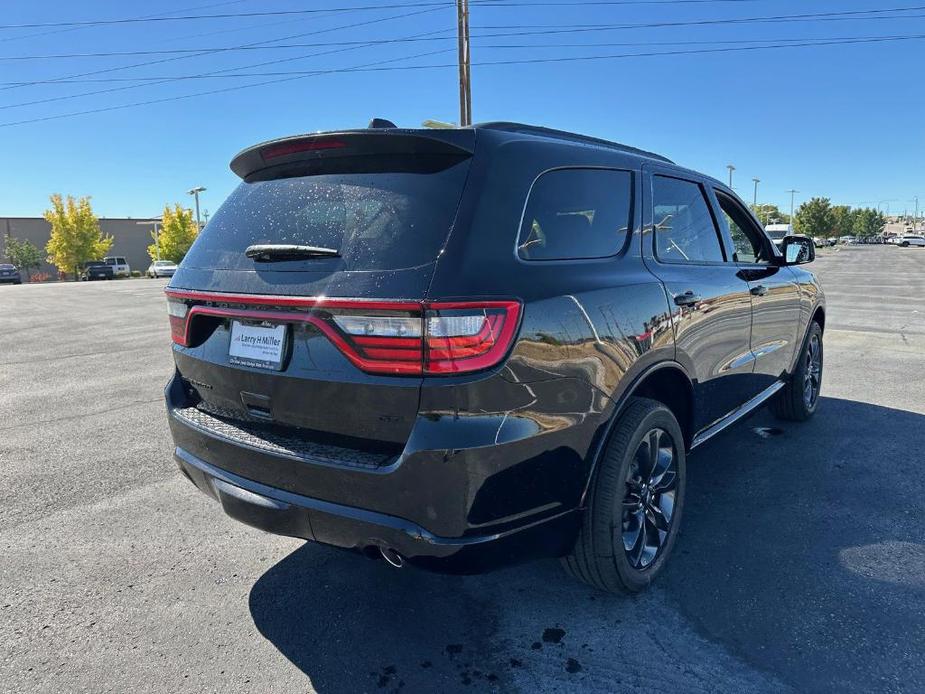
[148, 203, 198, 263]
[44, 194, 112, 280]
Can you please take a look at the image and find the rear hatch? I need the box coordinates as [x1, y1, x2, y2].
[166, 129, 489, 464]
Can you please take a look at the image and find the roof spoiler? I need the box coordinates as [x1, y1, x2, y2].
[229, 129, 475, 179]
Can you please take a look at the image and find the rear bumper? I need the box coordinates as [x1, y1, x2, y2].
[174, 445, 580, 574]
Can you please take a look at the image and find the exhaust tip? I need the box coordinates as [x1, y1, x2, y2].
[379, 546, 404, 568]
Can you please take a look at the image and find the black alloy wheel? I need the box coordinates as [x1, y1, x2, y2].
[621, 428, 679, 570]
[803, 332, 822, 409]
[772, 320, 824, 421]
[562, 397, 687, 594]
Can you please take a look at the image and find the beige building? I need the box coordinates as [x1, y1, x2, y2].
[0, 217, 157, 277]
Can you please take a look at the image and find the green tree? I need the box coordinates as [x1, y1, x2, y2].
[750, 203, 790, 225]
[147, 204, 198, 263]
[853, 208, 886, 239]
[793, 197, 834, 238]
[44, 194, 112, 280]
[830, 205, 856, 238]
[4, 236, 43, 280]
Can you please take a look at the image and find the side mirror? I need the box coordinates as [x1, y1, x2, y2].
[781, 235, 815, 265]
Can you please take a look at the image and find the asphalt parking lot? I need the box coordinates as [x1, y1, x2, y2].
[1, 245, 923, 694]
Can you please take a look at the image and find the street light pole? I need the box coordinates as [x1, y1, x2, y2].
[752, 178, 760, 206]
[787, 189, 799, 226]
[187, 186, 206, 231]
[726, 164, 735, 188]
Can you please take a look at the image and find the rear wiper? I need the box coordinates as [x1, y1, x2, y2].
[245, 244, 341, 261]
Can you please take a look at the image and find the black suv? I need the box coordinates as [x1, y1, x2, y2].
[164, 122, 824, 593]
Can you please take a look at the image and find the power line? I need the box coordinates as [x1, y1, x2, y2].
[0, 22, 453, 111]
[2, 32, 921, 129]
[4, 4, 923, 63]
[2, 30, 921, 74]
[0, 5, 449, 93]
[0, 0, 251, 44]
[0, 0, 781, 30]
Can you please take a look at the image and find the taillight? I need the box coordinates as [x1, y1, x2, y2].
[322, 309, 423, 375]
[163, 290, 521, 376]
[423, 302, 521, 374]
[261, 138, 346, 161]
[166, 299, 189, 346]
[323, 301, 520, 375]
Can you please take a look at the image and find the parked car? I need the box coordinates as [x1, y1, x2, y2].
[0, 263, 22, 284]
[80, 260, 114, 281]
[162, 121, 825, 593]
[898, 235, 925, 247]
[147, 260, 178, 278]
[765, 223, 792, 248]
[103, 255, 131, 278]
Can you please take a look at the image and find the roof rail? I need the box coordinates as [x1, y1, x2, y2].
[474, 121, 674, 164]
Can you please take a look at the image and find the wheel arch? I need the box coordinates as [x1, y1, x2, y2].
[812, 305, 826, 333]
[579, 361, 694, 506]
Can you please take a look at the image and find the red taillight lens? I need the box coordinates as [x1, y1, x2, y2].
[324, 301, 520, 375]
[167, 300, 189, 346]
[323, 311, 423, 375]
[261, 138, 346, 161]
[163, 290, 521, 376]
[423, 302, 521, 374]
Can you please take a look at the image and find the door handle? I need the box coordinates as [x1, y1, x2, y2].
[673, 290, 701, 307]
[750, 285, 768, 297]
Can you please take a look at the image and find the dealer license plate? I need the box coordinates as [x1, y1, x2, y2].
[228, 320, 287, 371]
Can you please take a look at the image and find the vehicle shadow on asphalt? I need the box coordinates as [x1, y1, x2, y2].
[248, 396, 925, 693]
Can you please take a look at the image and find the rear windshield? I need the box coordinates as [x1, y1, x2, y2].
[182, 156, 471, 272]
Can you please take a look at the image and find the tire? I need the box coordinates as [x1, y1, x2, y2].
[901, 242, 909, 247]
[771, 321, 823, 422]
[562, 397, 686, 594]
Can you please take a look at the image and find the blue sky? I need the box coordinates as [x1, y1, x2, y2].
[0, 0, 922, 220]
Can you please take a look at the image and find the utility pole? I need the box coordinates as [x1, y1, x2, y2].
[726, 164, 735, 188]
[187, 186, 206, 230]
[787, 189, 799, 225]
[913, 196, 919, 231]
[752, 178, 760, 206]
[456, 0, 471, 126]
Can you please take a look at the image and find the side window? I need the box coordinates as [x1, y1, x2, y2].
[652, 176, 725, 263]
[517, 168, 633, 260]
[715, 192, 771, 264]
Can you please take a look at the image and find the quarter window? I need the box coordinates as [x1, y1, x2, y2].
[517, 168, 633, 260]
[715, 191, 771, 264]
[652, 176, 725, 263]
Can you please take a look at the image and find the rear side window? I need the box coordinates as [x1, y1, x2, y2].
[653, 176, 725, 263]
[183, 156, 471, 272]
[517, 168, 633, 261]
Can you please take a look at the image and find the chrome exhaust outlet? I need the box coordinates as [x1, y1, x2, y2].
[379, 546, 404, 568]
